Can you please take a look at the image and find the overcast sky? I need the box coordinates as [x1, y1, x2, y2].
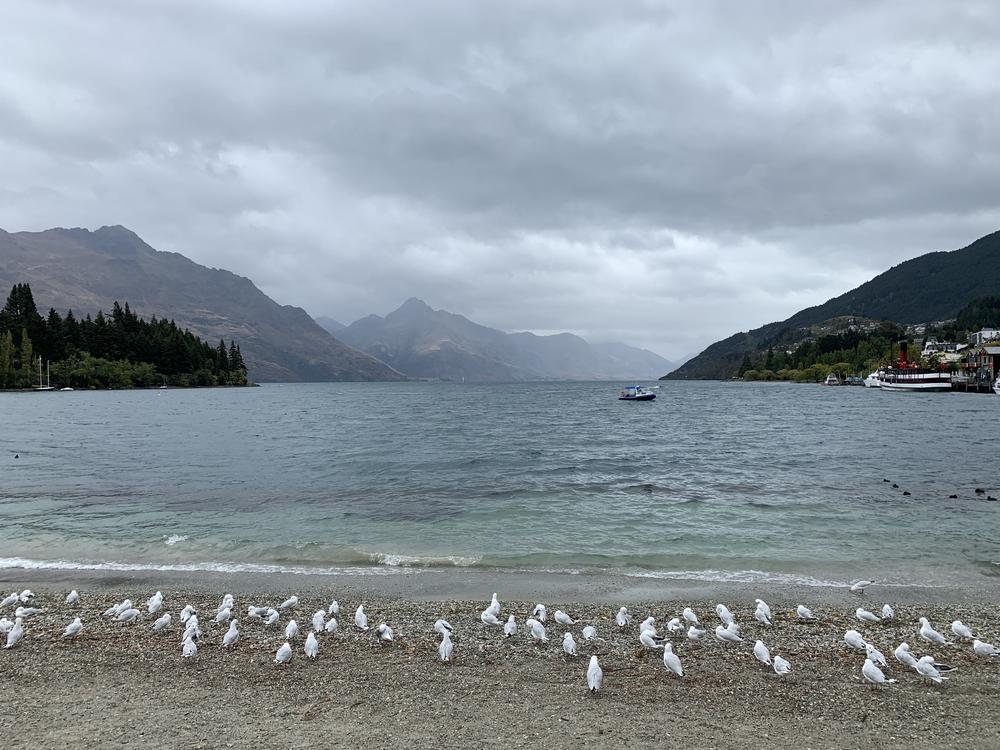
[2, 1, 999, 360]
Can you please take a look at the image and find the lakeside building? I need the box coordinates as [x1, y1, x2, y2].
[969, 328, 1000, 347]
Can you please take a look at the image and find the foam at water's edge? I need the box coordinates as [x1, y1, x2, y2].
[0, 557, 423, 577]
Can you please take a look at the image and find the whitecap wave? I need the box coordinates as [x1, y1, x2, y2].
[624, 568, 853, 587]
[369, 553, 482, 568]
[0, 557, 423, 577]
[164, 534, 188, 546]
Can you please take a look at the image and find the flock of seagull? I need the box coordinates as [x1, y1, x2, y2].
[2, 580, 998, 694]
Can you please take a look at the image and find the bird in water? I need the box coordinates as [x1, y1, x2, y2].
[850, 580, 874, 595]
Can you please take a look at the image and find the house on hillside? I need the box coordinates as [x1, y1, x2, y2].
[969, 328, 1000, 347]
[921, 337, 966, 364]
[960, 345, 1000, 387]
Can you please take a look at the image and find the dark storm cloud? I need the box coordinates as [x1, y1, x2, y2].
[2, 0, 998, 359]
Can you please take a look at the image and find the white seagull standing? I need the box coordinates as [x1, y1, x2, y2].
[972, 639, 999, 657]
[304, 632, 319, 659]
[638, 616, 656, 635]
[554, 610, 575, 626]
[687, 625, 706, 641]
[562, 632, 578, 657]
[182, 636, 197, 659]
[152, 613, 172, 633]
[850, 580, 874, 595]
[865, 642, 888, 668]
[481, 609, 502, 626]
[325, 617, 338, 634]
[65, 590, 79, 605]
[3, 618, 24, 649]
[327, 599, 340, 615]
[433, 619, 453, 635]
[285, 620, 299, 640]
[0, 618, 13, 634]
[881, 603, 894, 619]
[311, 610, 326, 633]
[117, 608, 140, 624]
[587, 655, 603, 693]
[532, 604, 547, 622]
[438, 631, 454, 662]
[773, 655, 792, 676]
[918, 617, 949, 645]
[264, 608, 279, 627]
[662, 643, 683, 678]
[355, 605, 369, 631]
[894, 642, 919, 668]
[275, 641, 292, 665]
[640, 630, 665, 649]
[682, 607, 699, 626]
[213, 607, 231, 625]
[862, 658, 894, 687]
[616, 607, 630, 628]
[62, 617, 83, 639]
[503, 615, 517, 638]
[376, 623, 394, 643]
[753, 639, 771, 666]
[0, 593, 18, 609]
[844, 630, 867, 651]
[915, 655, 947, 684]
[715, 625, 742, 643]
[223, 620, 240, 649]
[485, 593, 501, 618]
[795, 605, 816, 621]
[279, 595, 298, 611]
[582, 625, 597, 641]
[716, 604, 735, 627]
[856, 607, 880, 624]
[951, 620, 975, 640]
[147, 592, 164, 614]
[526, 618, 547, 642]
[754, 599, 772, 626]
[179, 605, 196, 623]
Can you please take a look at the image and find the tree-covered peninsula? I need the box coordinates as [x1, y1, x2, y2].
[0, 283, 248, 389]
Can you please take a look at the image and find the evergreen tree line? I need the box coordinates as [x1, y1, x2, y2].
[0, 283, 249, 389]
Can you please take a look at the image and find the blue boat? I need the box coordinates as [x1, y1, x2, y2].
[618, 385, 656, 401]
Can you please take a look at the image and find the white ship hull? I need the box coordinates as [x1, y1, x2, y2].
[876, 369, 952, 392]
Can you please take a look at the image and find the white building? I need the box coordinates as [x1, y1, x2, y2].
[969, 328, 1000, 347]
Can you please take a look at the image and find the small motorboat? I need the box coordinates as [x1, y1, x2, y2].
[618, 385, 656, 401]
[824, 373, 840, 386]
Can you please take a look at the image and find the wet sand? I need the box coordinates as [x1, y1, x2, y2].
[1, 571, 999, 749]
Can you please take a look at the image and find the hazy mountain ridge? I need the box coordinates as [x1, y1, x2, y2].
[0, 226, 404, 382]
[666, 229, 1000, 379]
[331, 298, 672, 381]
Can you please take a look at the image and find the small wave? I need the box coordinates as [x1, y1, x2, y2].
[368, 553, 482, 568]
[0, 557, 423, 577]
[625, 568, 853, 587]
[163, 534, 189, 546]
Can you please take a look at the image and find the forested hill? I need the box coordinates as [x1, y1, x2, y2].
[665, 229, 1000, 379]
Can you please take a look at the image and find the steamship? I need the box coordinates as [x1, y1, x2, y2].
[875, 342, 952, 392]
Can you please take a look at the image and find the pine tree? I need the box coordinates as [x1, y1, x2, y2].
[18, 328, 34, 388]
[0, 330, 13, 388]
[217, 340, 229, 371]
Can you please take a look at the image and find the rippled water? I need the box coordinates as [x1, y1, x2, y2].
[1, 381, 998, 585]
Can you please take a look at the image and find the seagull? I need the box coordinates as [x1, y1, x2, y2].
[285, 620, 299, 640]
[14, 606, 41, 618]
[182, 636, 198, 658]
[325, 617, 338, 634]
[485, 593, 501, 618]
[223, 620, 240, 649]
[856, 607, 881, 624]
[279, 595, 298, 611]
[264, 608, 279, 627]
[754, 599, 772, 625]
[554, 610, 575, 626]
[376, 623, 394, 642]
[481, 610, 502, 626]
[773, 655, 792, 676]
[152, 613, 172, 633]
[184, 615, 202, 640]
[587, 655, 603, 693]
[0, 593, 18, 609]
[65, 590, 79, 605]
[117, 608, 140, 623]
[682, 607, 699, 626]
[582, 625, 597, 641]
[895, 642, 919, 668]
[433, 619, 453, 635]
[275, 641, 292, 665]
[951, 620, 975, 639]
[503, 615, 517, 638]
[526, 618, 547, 642]
[844, 630, 867, 651]
[666, 618, 683, 633]
[355, 605, 369, 631]
[915, 655, 947, 684]
[972, 639, 999, 657]
[687, 625, 706, 641]
[716, 604, 735, 627]
[147, 592, 163, 614]
[304, 632, 319, 659]
[616, 607, 630, 628]
[62, 617, 83, 639]
[113, 600, 135, 616]
[862, 658, 894, 687]
[311, 610, 326, 633]
[715, 625, 742, 643]
[438, 631, 454, 662]
[638, 617, 656, 635]
[881, 603, 894, 619]
[532, 604, 547, 622]
[850, 580, 874, 595]
[179, 605, 196, 622]
[0, 618, 12, 634]
[3, 618, 23, 649]
[724, 621, 741, 636]
[640, 630, 666, 649]
[753, 639, 772, 666]
[663, 643, 684, 677]
[562, 632, 578, 656]
[246, 606, 265, 621]
[18, 590, 33, 602]
[218, 594, 234, 611]
[795, 604, 816, 620]
[918, 617, 949, 645]
[327, 599, 340, 615]
[866, 642, 888, 668]
[213, 607, 231, 625]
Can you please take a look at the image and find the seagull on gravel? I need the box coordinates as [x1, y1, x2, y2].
[532, 604, 547, 622]
[915, 655, 947, 684]
[616, 607, 630, 628]
[0, 618, 12, 634]
[275, 641, 292, 665]
[856, 607, 881, 624]
[486, 593, 501, 618]
[65, 590, 79, 605]
[433, 619, 453, 635]
[219, 594, 234, 612]
[844, 630, 867, 651]
[147, 592, 163, 614]
[304, 632, 319, 659]
[376, 623, 394, 643]
[14, 606, 40, 618]
[104, 600, 130, 617]
[951, 620, 975, 639]
[152, 613, 172, 633]
[640, 630, 666, 649]
[638, 616, 656, 634]
[18, 590, 33, 603]
[285, 620, 299, 640]
[715, 625, 742, 644]
[865, 642, 888, 668]
[246, 606, 264, 621]
[279, 595, 298, 611]
[355, 605, 369, 631]
[481, 610, 502, 626]
[182, 636, 197, 659]
[894, 642, 919, 668]
[3, 618, 24, 649]
[327, 599, 340, 615]
[918, 617, 949, 645]
[687, 625, 707, 641]
[881, 604, 894, 619]
[264, 608, 279, 627]
[862, 658, 894, 687]
[582, 625, 597, 641]
[438, 631, 454, 662]
[0, 593, 17, 609]
[526, 618, 547, 642]
[184, 615, 202, 640]
[325, 617, 338, 634]
[117, 608, 140, 624]
[213, 607, 231, 625]
[554, 610, 575, 626]
[666, 618, 683, 633]
[179, 605, 196, 623]
[312, 610, 326, 633]
[587, 655, 603, 693]
[715, 604, 735, 627]
[223, 620, 240, 649]
[850, 580, 874, 595]
[62, 618, 83, 639]
[663, 643, 684, 678]
[562, 632, 578, 657]
[504, 615, 517, 638]
[796, 605, 816, 620]
[682, 607, 699, 626]
[754, 599, 772, 626]
[972, 639, 999, 657]
[773, 655, 792, 676]
[753, 639, 772, 666]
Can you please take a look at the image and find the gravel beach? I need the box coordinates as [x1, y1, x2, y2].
[2, 572, 999, 749]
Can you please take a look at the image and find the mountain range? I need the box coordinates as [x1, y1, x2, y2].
[666, 229, 1000, 379]
[0, 226, 403, 382]
[328, 298, 673, 381]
